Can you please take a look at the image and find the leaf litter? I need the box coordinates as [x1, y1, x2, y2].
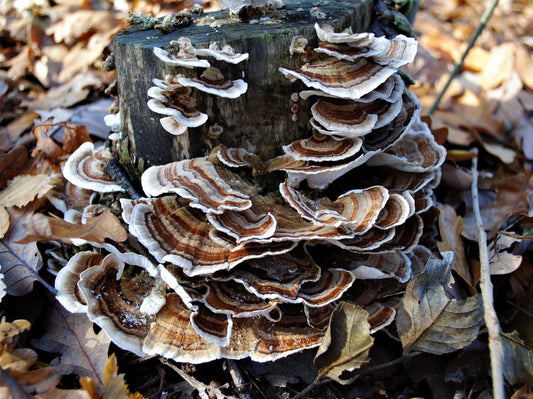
[0, 0, 533, 397]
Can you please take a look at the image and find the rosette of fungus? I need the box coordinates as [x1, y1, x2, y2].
[58, 23, 445, 364]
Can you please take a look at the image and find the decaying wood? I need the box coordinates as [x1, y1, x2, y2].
[113, 0, 373, 179]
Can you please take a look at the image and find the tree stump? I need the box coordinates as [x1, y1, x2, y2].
[113, 0, 373, 179]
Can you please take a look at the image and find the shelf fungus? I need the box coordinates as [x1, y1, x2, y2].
[147, 77, 208, 135]
[177, 67, 248, 99]
[58, 22, 446, 365]
[62, 142, 125, 193]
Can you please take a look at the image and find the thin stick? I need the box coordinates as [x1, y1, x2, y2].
[428, 0, 500, 115]
[226, 359, 252, 399]
[471, 148, 505, 399]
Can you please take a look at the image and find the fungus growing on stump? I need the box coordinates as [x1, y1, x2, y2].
[59, 14, 445, 366]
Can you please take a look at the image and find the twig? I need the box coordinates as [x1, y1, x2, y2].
[226, 359, 252, 399]
[428, 0, 500, 115]
[471, 148, 505, 399]
[292, 378, 331, 399]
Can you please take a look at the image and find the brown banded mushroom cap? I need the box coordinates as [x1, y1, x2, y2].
[279, 58, 396, 100]
[299, 73, 404, 104]
[215, 147, 262, 168]
[374, 192, 412, 230]
[153, 46, 211, 68]
[206, 208, 277, 243]
[77, 253, 163, 357]
[329, 227, 396, 252]
[310, 96, 403, 137]
[208, 194, 357, 245]
[367, 117, 447, 172]
[269, 150, 378, 189]
[331, 250, 412, 283]
[143, 295, 323, 363]
[178, 67, 248, 99]
[147, 79, 208, 130]
[296, 268, 355, 307]
[127, 197, 296, 276]
[226, 247, 321, 301]
[141, 157, 259, 214]
[195, 42, 249, 64]
[315, 34, 417, 69]
[63, 142, 125, 193]
[314, 23, 373, 45]
[282, 134, 362, 162]
[280, 181, 389, 231]
[55, 251, 105, 313]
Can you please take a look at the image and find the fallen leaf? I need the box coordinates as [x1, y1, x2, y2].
[480, 42, 515, 90]
[313, 302, 373, 384]
[488, 233, 522, 275]
[482, 142, 518, 164]
[0, 112, 39, 150]
[0, 317, 31, 352]
[46, 10, 119, 46]
[0, 174, 54, 208]
[0, 174, 54, 239]
[0, 208, 51, 296]
[501, 331, 533, 385]
[0, 146, 28, 189]
[22, 71, 110, 110]
[510, 385, 533, 399]
[31, 302, 111, 385]
[462, 174, 528, 240]
[396, 252, 484, 354]
[31, 118, 68, 167]
[436, 204, 474, 290]
[60, 122, 92, 153]
[17, 209, 128, 244]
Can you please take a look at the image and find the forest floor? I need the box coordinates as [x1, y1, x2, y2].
[1, 0, 532, 398]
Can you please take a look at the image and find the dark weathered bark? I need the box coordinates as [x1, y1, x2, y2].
[114, 0, 374, 178]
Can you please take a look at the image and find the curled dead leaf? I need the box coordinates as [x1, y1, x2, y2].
[313, 302, 373, 385]
[396, 252, 484, 355]
[17, 209, 128, 245]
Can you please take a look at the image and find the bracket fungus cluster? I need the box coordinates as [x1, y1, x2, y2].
[148, 37, 248, 135]
[58, 23, 445, 364]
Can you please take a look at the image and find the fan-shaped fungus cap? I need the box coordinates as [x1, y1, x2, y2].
[63, 142, 124, 193]
[55, 251, 105, 313]
[153, 46, 210, 69]
[332, 250, 412, 283]
[283, 133, 362, 162]
[279, 58, 395, 100]
[299, 73, 405, 104]
[227, 247, 321, 301]
[178, 67, 248, 99]
[367, 116, 447, 172]
[147, 78, 208, 134]
[195, 42, 249, 64]
[282, 133, 362, 162]
[127, 196, 296, 276]
[215, 147, 262, 168]
[141, 157, 259, 214]
[77, 253, 163, 356]
[314, 30, 417, 68]
[310, 96, 402, 137]
[143, 295, 323, 363]
[280, 182, 389, 231]
[269, 150, 377, 189]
